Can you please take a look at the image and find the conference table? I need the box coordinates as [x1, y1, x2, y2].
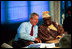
[46, 39, 60, 48]
[22, 39, 60, 48]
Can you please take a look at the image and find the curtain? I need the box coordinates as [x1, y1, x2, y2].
[49, 1, 60, 25]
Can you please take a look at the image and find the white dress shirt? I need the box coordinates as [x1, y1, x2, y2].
[14, 21, 38, 41]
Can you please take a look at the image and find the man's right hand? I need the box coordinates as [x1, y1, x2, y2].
[34, 38, 42, 43]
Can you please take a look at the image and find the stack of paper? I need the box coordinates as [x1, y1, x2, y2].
[25, 43, 55, 48]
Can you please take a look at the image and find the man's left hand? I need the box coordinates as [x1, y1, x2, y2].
[56, 35, 62, 39]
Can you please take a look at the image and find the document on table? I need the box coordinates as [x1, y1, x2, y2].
[37, 43, 55, 48]
[25, 43, 55, 48]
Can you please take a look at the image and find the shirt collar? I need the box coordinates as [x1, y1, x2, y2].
[29, 21, 32, 26]
[29, 21, 36, 27]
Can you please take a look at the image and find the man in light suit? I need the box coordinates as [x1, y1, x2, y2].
[12, 13, 41, 48]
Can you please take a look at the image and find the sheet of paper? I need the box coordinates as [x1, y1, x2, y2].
[37, 43, 55, 48]
[25, 43, 55, 48]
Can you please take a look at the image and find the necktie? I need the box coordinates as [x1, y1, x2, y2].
[30, 25, 34, 36]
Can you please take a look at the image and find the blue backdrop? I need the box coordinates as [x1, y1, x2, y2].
[1, 1, 71, 24]
[1, 1, 49, 24]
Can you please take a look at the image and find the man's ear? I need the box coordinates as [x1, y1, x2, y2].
[30, 18, 31, 20]
[30, 18, 33, 22]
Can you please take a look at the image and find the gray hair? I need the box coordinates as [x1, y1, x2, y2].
[30, 13, 39, 19]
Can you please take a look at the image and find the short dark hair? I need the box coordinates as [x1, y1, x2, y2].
[59, 34, 71, 48]
[30, 13, 39, 19]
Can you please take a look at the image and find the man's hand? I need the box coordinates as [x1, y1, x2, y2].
[28, 41, 34, 44]
[34, 38, 42, 43]
[56, 35, 62, 39]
